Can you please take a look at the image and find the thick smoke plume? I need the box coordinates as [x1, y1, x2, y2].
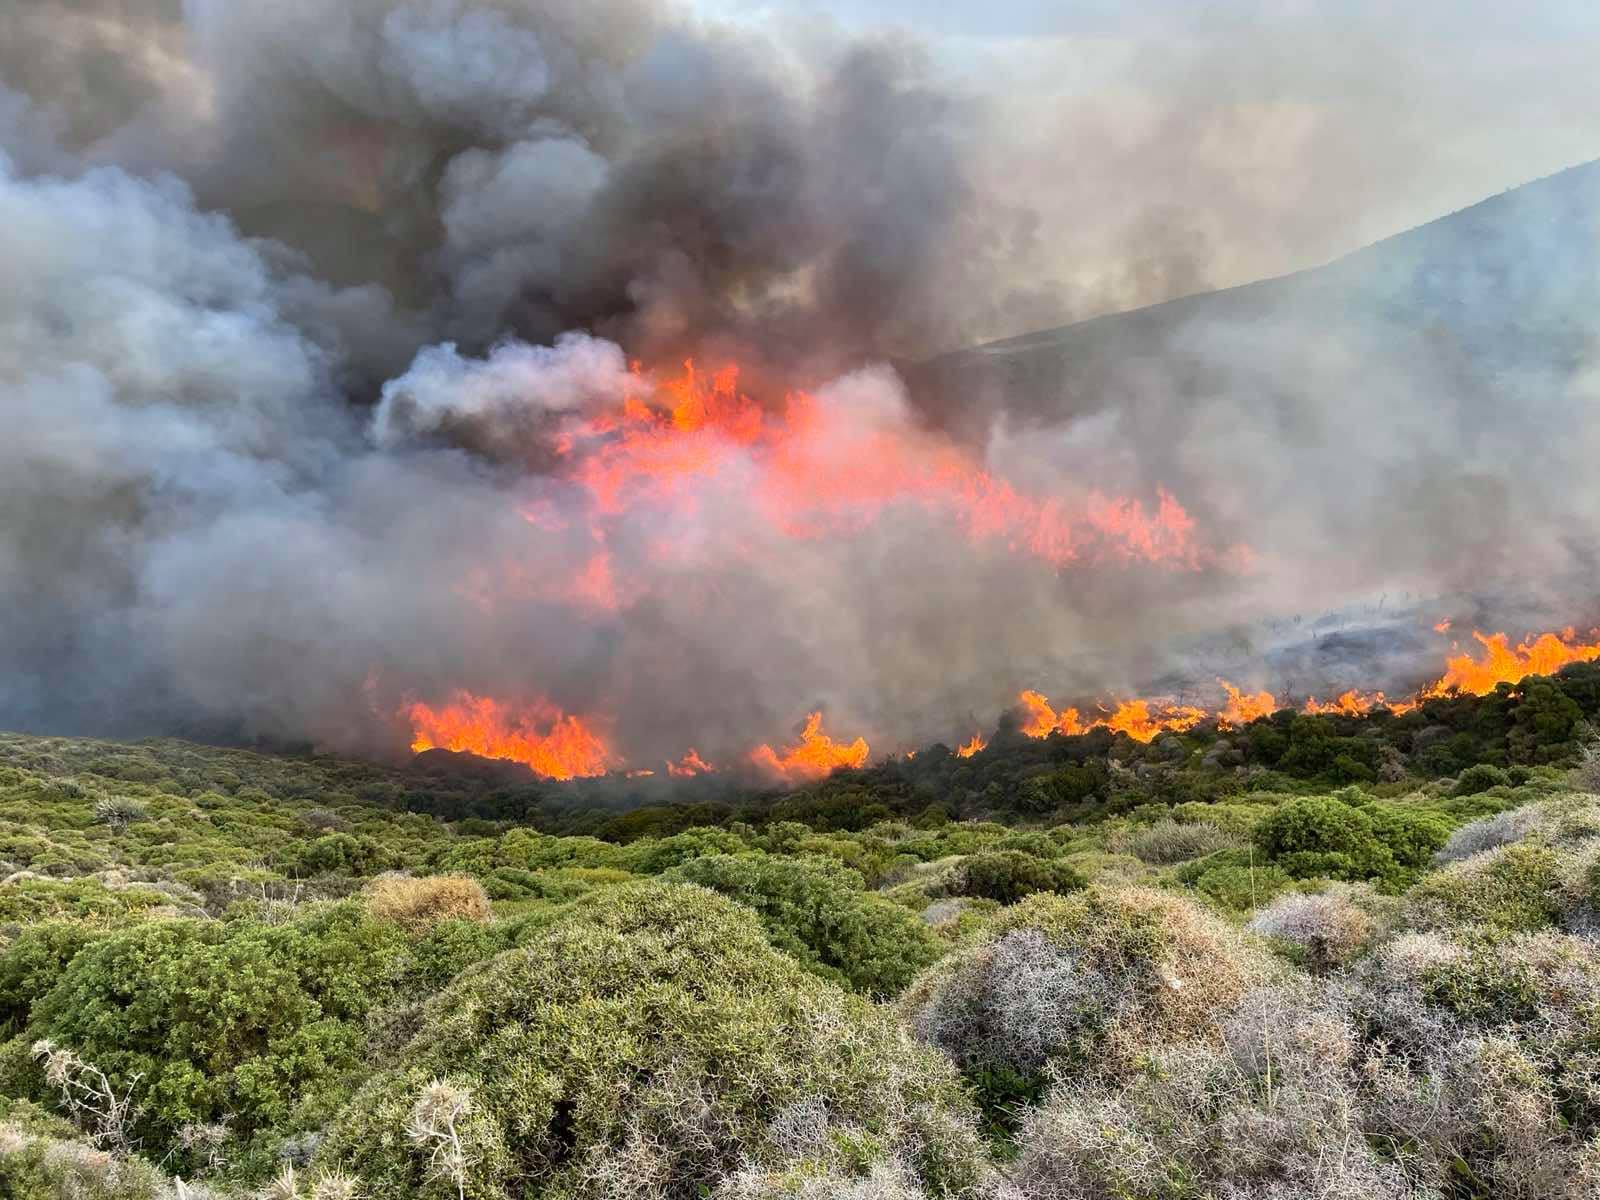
[2, 0, 1599, 774]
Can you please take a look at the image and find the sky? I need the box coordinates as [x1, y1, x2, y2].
[690, 0, 1600, 331]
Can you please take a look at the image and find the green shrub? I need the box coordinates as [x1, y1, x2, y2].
[1407, 843, 1567, 934]
[949, 850, 1086, 905]
[1252, 795, 1442, 886]
[665, 853, 942, 996]
[319, 882, 985, 1199]
[20, 903, 415, 1157]
[1454, 764, 1513, 797]
[0, 923, 106, 1038]
[0, 878, 173, 924]
[1188, 861, 1296, 912]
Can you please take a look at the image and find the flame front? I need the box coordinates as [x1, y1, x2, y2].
[1013, 626, 1600, 746]
[407, 691, 613, 780]
[749, 711, 869, 782]
[1424, 630, 1600, 698]
[956, 732, 987, 758]
[1218, 679, 1276, 728]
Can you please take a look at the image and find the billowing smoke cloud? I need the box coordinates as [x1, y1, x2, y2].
[2, 0, 1599, 773]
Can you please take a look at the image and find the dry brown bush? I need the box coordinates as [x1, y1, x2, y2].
[366, 873, 491, 930]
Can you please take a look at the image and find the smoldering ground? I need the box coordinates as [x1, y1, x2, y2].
[2, 0, 1599, 769]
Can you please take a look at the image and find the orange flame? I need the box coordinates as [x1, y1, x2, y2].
[1302, 689, 1408, 717]
[1015, 691, 1204, 744]
[750, 711, 869, 782]
[1434, 618, 1452, 634]
[407, 691, 613, 780]
[1104, 699, 1206, 742]
[1218, 679, 1277, 728]
[666, 748, 716, 777]
[1423, 630, 1600, 698]
[956, 732, 987, 758]
[1013, 625, 1600, 748]
[551, 361, 1216, 573]
[1016, 689, 1089, 737]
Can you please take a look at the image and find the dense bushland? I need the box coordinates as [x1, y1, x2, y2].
[3, 661, 1600, 1197]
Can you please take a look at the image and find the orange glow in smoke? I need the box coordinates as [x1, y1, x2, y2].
[549, 360, 1214, 572]
[666, 748, 716, 777]
[407, 691, 613, 780]
[749, 711, 870, 782]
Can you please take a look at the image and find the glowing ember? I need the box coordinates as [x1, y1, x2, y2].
[1434, 618, 1452, 634]
[407, 691, 613, 780]
[956, 732, 987, 758]
[750, 711, 869, 782]
[1424, 629, 1600, 698]
[666, 748, 716, 777]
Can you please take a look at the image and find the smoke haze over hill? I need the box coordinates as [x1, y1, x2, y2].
[2, 0, 1599, 773]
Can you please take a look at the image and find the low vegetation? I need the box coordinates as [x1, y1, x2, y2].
[2, 660, 1600, 1197]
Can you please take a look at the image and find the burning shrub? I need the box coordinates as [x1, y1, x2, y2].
[366, 873, 491, 931]
[319, 882, 986, 1200]
[664, 852, 942, 997]
[902, 887, 1271, 1118]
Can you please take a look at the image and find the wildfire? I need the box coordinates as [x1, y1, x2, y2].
[1010, 626, 1600, 748]
[1434, 618, 1452, 634]
[1423, 629, 1600, 698]
[666, 748, 716, 777]
[1218, 679, 1276, 728]
[548, 360, 1215, 575]
[1104, 699, 1206, 742]
[956, 732, 987, 758]
[750, 711, 870, 782]
[1016, 689, 1090, 738]
[1014, 690, 1205, 744]
[407, 691, 613, 780]
[1303, 689, 1409, 717]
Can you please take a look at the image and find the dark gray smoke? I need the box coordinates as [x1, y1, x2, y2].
[2, 0, 1598, 771]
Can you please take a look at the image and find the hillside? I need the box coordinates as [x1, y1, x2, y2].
[5, 658, 1600, 1196]
[912, 157, 1600, 434]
